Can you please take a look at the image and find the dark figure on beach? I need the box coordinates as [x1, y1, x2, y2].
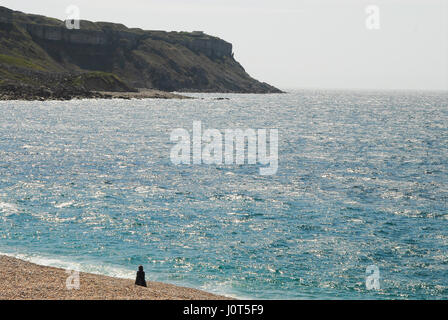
[135, 265, 147, 287]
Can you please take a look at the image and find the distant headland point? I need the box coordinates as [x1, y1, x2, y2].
[0, 6, 282, 101]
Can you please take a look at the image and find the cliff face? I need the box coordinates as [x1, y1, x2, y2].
[0, 6, 281, 93]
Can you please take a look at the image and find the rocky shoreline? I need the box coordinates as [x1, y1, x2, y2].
[0, 62, 192, 100]
[0, 82, 101, 101]
[0, 61, 192, 100]
[97, 89, 192, 100]
[0, 83, 191, 101]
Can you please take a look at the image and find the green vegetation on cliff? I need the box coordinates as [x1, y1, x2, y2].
[0, 54, 45, 71]
[0, 6, 281, 95]
[71, 72, 135, 92]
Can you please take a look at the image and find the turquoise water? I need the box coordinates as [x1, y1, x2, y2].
[0, 90, 447, 299]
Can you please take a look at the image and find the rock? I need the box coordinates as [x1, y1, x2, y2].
[0, 5, 282, 94]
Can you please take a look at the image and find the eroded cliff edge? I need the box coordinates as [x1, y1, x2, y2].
[0, 6, 282, 97]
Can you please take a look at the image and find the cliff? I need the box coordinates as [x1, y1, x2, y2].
[0, 6, 281, 94]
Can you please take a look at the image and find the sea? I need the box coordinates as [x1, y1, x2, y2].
[0, 89, 447, 299]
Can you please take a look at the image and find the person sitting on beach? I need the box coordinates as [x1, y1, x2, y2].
[135, 265, 147, 287]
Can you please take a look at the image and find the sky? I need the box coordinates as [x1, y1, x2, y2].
[1, 0, 447, 91]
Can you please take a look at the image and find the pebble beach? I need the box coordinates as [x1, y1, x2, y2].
[0, 255, 229, 300]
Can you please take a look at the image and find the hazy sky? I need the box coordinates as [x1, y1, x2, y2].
[2, 0, 447, 91]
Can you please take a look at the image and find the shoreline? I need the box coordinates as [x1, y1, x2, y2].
[96, 89, 193, 100]
[0, 88, 193, 101]
[0, 255, 232, 300]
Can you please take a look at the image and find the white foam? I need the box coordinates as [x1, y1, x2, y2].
[0, 201, 18, 215]
[199, 280, 248, 300]
[0, 251, 134, 280]
[54, 200, 75, 208]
